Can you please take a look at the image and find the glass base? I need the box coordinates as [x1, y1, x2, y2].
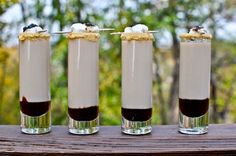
[179, 111, 208, 135]
[20, 111, 51, 134]
[68, 116, 99, 135]
[121, 116, 152, 135]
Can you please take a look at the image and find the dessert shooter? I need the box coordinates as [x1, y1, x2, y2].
[179, 26, 212, 134]
[67, 23, 99, 134]
[121, 24, 154, 135]
[19, 24, 51, 134]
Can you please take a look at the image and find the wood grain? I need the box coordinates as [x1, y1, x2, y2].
[0, 124, 236, 155]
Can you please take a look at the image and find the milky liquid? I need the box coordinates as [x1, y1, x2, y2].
[122, 40, 153, 109]
[179, 41, 211, 100]
[68, 39, 99, 109]
[19, 39, 51, 102]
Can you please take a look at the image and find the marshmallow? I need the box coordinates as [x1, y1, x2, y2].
[189, 26, 207, 34]
[25, 27, 43, 33]
[71, 23, 99, 33]
[71, 23, 87, 32]
[86, 25, 99, 32]
[132, 24, 148, 33]
[124, 24, 149, 33]
[124, 27, 132, 33]
[23, 23, 43, 33]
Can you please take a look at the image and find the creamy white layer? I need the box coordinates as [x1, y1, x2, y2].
[179, 42, 211, 99]
[19, 39, 51, 102]
[68, 39, 99, 108]
[122, 41, 153, 109]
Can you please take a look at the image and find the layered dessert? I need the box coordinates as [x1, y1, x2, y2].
[121, 24, 154, 122]
[67, 23, 99, 123]
[19, 24, 51, 117]
[179, 26, 212, 118]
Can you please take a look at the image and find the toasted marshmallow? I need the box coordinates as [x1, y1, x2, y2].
[71, 23, 99, 33]
[23, 23, 43, 33]
[19, 23, 49, 41]
[86, 25, 99, 32]
[189, 26, 207, 34]
[25, 27, 43, 33]
[179, 26, 212, 40]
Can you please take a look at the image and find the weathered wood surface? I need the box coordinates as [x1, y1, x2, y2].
[0, 124, 236, 155]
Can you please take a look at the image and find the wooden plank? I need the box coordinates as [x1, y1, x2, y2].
[0, 124, 236, 155]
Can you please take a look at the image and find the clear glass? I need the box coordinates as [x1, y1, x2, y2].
[68, 39, 99, 135]
[19, 39, 51, 134]
[179, 112, 208, 135]
[121, 116, 152, 135]
[69, 116, 99, 135]
[121, 40, 153, 135]
[21, 111, 51, 134]
[179, 38, 211, 135]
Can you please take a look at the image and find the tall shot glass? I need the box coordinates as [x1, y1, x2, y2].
[67, 24, 99, 135]
[121, 29, 154, 135]
[19, 24, 51, 134]
[179, 26, 212, 134]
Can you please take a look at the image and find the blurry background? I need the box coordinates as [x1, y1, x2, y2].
[0, 0, 236, 125]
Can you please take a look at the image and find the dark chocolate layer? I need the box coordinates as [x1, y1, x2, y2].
[122, 108, 152, 121]
[179, 98, 209, 117]
[20, 97, 50, 116]
[68, 106, 99, 121]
